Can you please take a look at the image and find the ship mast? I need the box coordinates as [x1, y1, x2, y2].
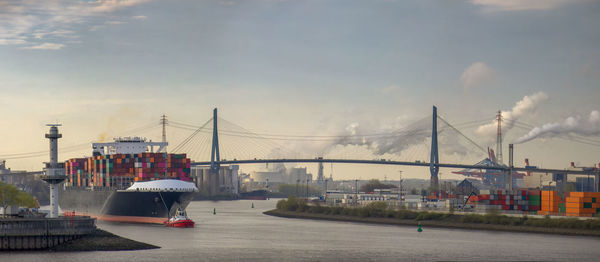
[161, 114, 168, 151]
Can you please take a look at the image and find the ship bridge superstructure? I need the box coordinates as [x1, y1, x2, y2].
[93, 137, 167, 156]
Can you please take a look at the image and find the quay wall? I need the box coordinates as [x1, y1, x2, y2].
[0, 217, 96, 250]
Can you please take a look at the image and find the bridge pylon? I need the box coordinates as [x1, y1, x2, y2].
[430, 106, 439, 191]
[210, 108, 221, 174]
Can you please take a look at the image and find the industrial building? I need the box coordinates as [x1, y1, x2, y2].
[191, 165, 239, 197]
[242, 163, 313, 192]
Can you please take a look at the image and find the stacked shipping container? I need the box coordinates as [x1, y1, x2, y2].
[472, 189, 541, 213]
[539, 190, 561, 215]
[471, 190, 600, 217]
[565, 192, 600, 217]
[65, 153, 191, 188]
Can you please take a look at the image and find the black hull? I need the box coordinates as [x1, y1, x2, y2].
[240, 190, 268, 200]
[59, 188, 196, 220]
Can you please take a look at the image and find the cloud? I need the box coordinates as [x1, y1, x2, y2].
[381, 85, 399, 94]
[0, 39, 26, 45]
[22, 43, 65, 50]
[32, 29, 76, 39]
[460, 62, 496, 91]
[91, 0, 151, 12]
[469, 0, 589, 12]
[475, 91, 549, 141]
[105, 20, 126, 25]
[0, 0, 152, 49]
[515, 110, 600, 144]
[89, 25, 106, 32]
[132, 15, 147, 20]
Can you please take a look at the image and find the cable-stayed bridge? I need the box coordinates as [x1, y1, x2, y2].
[166, 107, 599, 191]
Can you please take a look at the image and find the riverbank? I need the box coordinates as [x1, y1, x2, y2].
[264, 209, 600, 237]
[49, 229, 159, 252]
[268, 197, 600, 237]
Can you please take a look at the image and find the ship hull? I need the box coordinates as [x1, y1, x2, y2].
[239, 190, 268, 200]
[59, 188, 196, 224]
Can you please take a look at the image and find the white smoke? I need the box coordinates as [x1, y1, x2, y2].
[475, 92, 549, 142]
[514, 110, 600, 144]
[329, 119, 431, 156]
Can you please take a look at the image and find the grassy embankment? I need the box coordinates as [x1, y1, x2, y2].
[50, 229, 159, 252]
[265, 197, 600, 237]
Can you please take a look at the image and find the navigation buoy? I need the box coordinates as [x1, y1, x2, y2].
[252, 202, 254, 208]
[213, 208, 216, 215]
[417, 223, 423, 232]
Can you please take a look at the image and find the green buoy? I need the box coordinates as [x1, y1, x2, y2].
[417, 223, 423, 233]
[252, 202, 254, 208]
[213, 208, 216, 215]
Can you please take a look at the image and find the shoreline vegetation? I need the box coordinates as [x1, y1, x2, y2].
[49, 229, 159, 252]
[266, 197, 600, 237]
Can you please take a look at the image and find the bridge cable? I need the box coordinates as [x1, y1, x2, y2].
[437, 116, 487, 154]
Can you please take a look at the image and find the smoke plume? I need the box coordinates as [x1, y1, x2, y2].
[475, 92, 549, 142]
[514, 110, 600, 144]
[328, 118, 431, 156]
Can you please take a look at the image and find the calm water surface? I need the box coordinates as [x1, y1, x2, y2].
[2, 199, 600, 261]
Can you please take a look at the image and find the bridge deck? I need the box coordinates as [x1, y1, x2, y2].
[191, 158, 599, 175]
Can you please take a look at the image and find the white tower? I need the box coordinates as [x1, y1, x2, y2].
[41, 124, 66, 218]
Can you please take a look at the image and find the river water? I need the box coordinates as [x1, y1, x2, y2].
[2, 199, 600, 261]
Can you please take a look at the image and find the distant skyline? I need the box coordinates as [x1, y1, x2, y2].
[1, 0, 599, 179]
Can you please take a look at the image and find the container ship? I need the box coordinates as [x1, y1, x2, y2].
[59, 137, 198, 224]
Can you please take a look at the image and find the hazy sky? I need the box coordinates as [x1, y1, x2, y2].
[1, 0, 599, 179]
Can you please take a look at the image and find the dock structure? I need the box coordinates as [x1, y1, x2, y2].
[0, 216, 96, 250]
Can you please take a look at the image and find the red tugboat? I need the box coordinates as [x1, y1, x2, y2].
[165, 208, 195, 228]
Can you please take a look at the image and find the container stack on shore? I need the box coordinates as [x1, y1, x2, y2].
[65, 153, 191, 188]
[565, 192, 600, 217]
[528, 190, 541, 212]
[472, 189, 542, 214]
[470, 189, 600, 217]
[539, 190, 562, 216]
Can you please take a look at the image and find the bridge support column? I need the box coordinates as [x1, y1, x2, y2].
[210, 108, 221, 175]
[430, 106, 439, 191]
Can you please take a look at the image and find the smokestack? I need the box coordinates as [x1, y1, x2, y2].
[496, 111, 503, 164]
[509, 144, 514, 168]
[571, 162, 575, 168]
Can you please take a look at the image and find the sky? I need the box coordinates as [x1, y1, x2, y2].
[0, 0, 599, 180]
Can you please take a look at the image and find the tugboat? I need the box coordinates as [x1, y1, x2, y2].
[165, 208, 195, 228]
